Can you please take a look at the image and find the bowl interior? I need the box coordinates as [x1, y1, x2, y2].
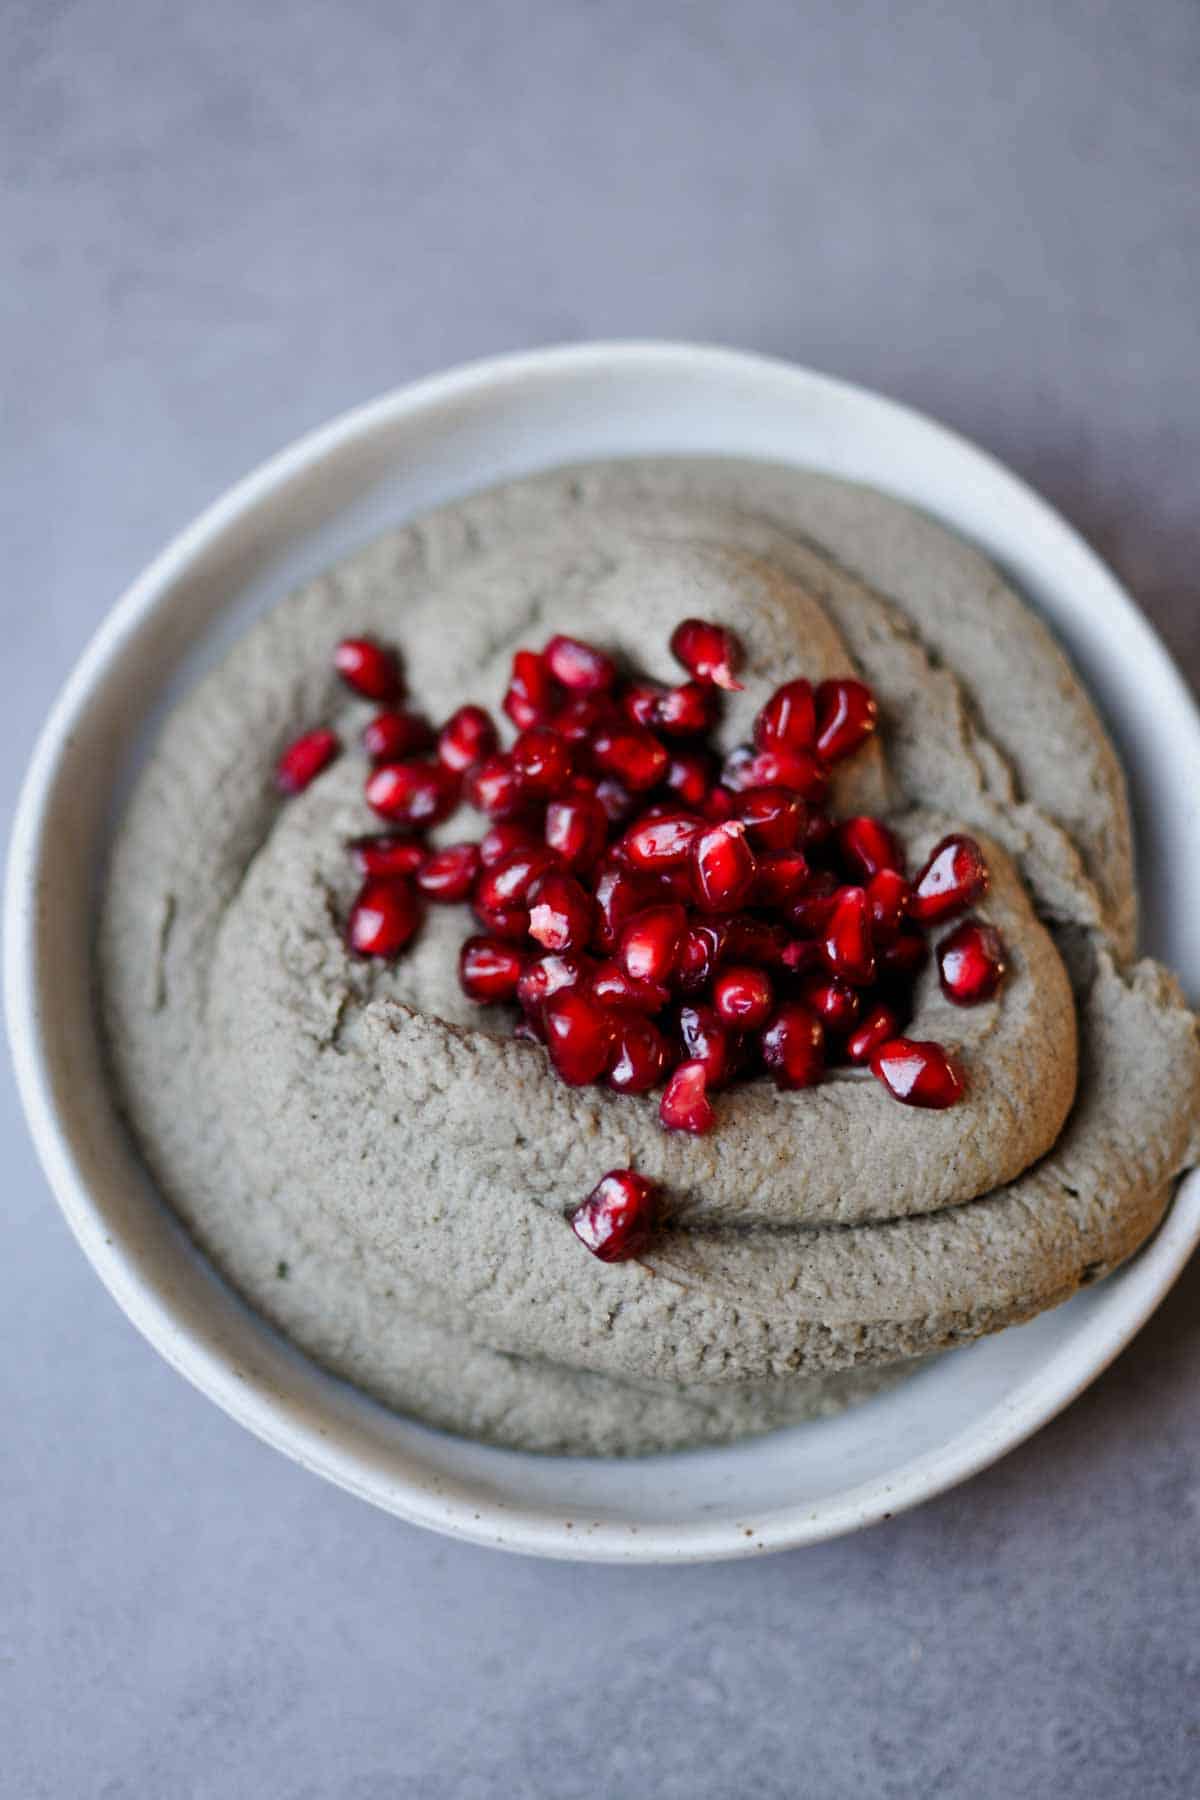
[8, 343, 1200, 1561]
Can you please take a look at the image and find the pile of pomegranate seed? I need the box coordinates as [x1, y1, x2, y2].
[274, 623, 1009, 1259]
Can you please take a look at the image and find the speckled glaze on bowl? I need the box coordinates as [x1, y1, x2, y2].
[7, 343, 1200, 1561]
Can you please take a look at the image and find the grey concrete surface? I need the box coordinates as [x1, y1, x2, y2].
[3, 2, 1199, 1795]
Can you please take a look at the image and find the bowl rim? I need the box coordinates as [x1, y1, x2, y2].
[7, 339, 1200, 1563]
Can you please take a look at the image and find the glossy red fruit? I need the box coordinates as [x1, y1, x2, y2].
[660, 1059, 716, 1134]
[702, 785, 737, 822]
[557, 694, 617, 743]
[937, 918, 1008, 1004]
[276, 727, 340, 794]
[656, 682, 717, 736]
[475, 846, 559, 914]
[760, 1004, 825, 1090]
[479, 821, 540, 868]
[503, 649, 560, 730]
[465, 752, 527, 820]
[752, 850, 810, 909]
[594, 775, 637, 825]
[910, 835, 990, 925]
[814, 679, 879, 763]
[712, 965, 774, 1030]
[780, 937, 823, 976]
[669, 618, 743, 691]
[528, 870, 595, 952]
[879, 930, 931, 979]
[838, 816, 904, 880]
[346, 877, 420, 957]
[544, 634, 616, 694]
[347, 834, 426, 879]
[736, 787, 804, 851]
[754, 679, 816, 752]
[720, 915, 788, 967]
[822, 886, 877, 986]
[866, 868, 911, 939]
[623, 811, 701, 870]
[797, 974, 860, 1036]
[870, 1038, 965, 1108]
[845, 1003, 900, 1066]
[459, 936, 526, 1002]
[543, 990, 615, 1085]
[591, 960, 671, 1014]
[472, 902, 534, 944]
[663, 750, 713, 810]
[512, 725, 573, 796]
[416, 842, 481, 902]
[516, 952, 592, 1014]
[437, 704, 497, 774]
[691, 821, 756, 912]
[678, 1003, 733, 1087]
[363, 710, 436, 764]
[571, 1169, 658, 1262]
[606, 1017, 671, 1093]
[676, 921, 727, 993]
[787, 872, 840, 937]
[650, 865, 697, 907]
[590, 723, 669, 792]
[618, 903, 688, 985]
[722, 745, 829, 803]
[365, 760, 458, 826]
[333, 637, 402, 702]
[544, 794, 608, 872]
[622, 681, 666, 728]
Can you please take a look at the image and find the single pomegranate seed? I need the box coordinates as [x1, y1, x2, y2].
[870, 1038, 965, 1109]
[676, 921, 727, 993]
[479, 821, 540, 867]
[590, 723, 669, 792]
[797, 974, 860, 1036]
[656, 682, 717, 736]
[702, 785, 737, 822]
[276, 727, 340, 794]
[781, 937, 823, 976]
[606, 1016, 671, 1093]
[365, 760, 458, 826]
[754, 678, 816, 752]
[649, 865, 697, 907]
[528, 870, 595, 952]
[545, 794, 608, 872]
[472, 902, 532, 943]
[543, 990, 615, 1086]
[475, 847, 559, 914]
[660, 1059, 716, 1134]
[591, 863, 652, 952]
[788, 872, 839, 937]
[623, 811, 701, 870]
[722, 745, 829, 803]
[416, 842, 481, 903]
[879, 930, 931, 979]
[867, 868, 911, 939]
[669, 618, 743, 691]
[333, 637, 402, 702]
[591, 960, 671, 1014]
[691, 821, 756, 913]
[910, 834, 990, 925]
[437, 704, 498, 774]
[594, 775, 637, 824]
[815, 679, 879, 763]
[760, 1004, 825, 1090]
[544, 634, 616, 694]
[822, 886, 877, 986]
[363, 710, 436, 764]
[557, 694, 617, 743]
[663, 750, 714, 810]
[938, 918, 1008, 1004]
[622, 681, 666, 728]
[678, 1002, 733, 1087]
[459, 936, 526, 1002]
[347, 877, 421, 957]
[721, 915, 789, 967]
[465, 752, 528, 820]
[516, 952, 592, 1014]
[838, 817, 904, 880]
[571, 1169, 658, 1262]
[845, 1004, 900, 1065]
[737, 787, 804, 850]
[712, 965, 774, 1030]
[512, 725, 574, 796]
[503, 649, 560, 729]
[618, 903, 688, 985]
[348, 834, 426, 879]
[752, 850, 810, 908]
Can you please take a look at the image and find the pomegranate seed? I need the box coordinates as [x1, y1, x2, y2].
[838, 816, 904, 880]
[910, 834, 990, 925]
[822, 886, 877, 986]
[788, 873, 840, 937]
[459, 936, 526, 1002]
[512, 725, 574, 796]
[867, 868, 911, 938]
[592, 863, 653, 951]
[472, 902, 532, 943]
[712, 965, 774, 1030]
[465, 753, 528, 820]
[760, 1004, 825, 1090]
[528, 870, 595, 952]
[347, 878, 421, 957]
[752, 850, 810, 908]
[870, 1038, 965, 1109]
[606, 1017, 671, 1093]
[781, 938, 823, 976]
[938, 918, 1008, 1004]
[845, 1004, 900, 1065]
[517, 952, 592, 1014]
[544, 634, 616, 693]
[363, 710, 436, 764]
[815, 679, 879, 763]
[754, 679, 816, 752]
[676, 921, 727, 993]
[333, 637, 402, 702]
[879, 930, 930, 979]
[276, 727, 340, 794]
[594, 775, 637, 824]
[348, 834, 425, 879]
[365, 760, 458, 826]
[437, 704, 498, 774]
[656, 682, 717, 736]
[691, 821, 756, 912]
[663, 750, 714, 810]
[652, 865, 698, 906]
[618, 903, 688, 985]
[590, 723, 669, 792]
[721, 915, 788, 967]
[416, 842, 480, 903]
[702, 785, 737, 822]
[722, 745, 829, 803]
[571, 1169, 658, 1262]
[737, 787, 804, 851]
[660, 1059, 716, 1134]
[557, 694, 617, 743]
[475, 847, 559, 913]
[797, 974, 860, 1036]
[503, 649, 560, 729]
[545, 794, 608, 872]
[622, 681, 666, 728]
[479, 821, 540, 868]
[591, 960, 671, 1014]
[623, 811, 701, 870]
[543, 990, 615, 1086]
[669, 618, 743, 691]
[678, 1003, 733, 1086]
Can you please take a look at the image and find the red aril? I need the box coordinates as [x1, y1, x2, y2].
[788, 872, 840, 937]
[348, 834, 426, 879]
[814, 679, 878, 763]
[459, 936, 526, 1002]
[754, 678, 816, 752]
[622, 681, 666, 728]
[623, 811, 701, 870]
[723, 745, 829, 803]
[838, 816, 904, 880]
[276, 727, 340, 794]
[712, 965, 774, 1030]
[543, 990, 615, 1086]
[845, 1004, 899, 1065]
[365, 760, 458, 826]
[760, 1004, 825, 1090]
[479, 820, 540, 867]
[475, 846, 559, 914]
[503, 649, 560, 729]
[557, 694, 617, 743]
[517, 952, 592, 1014]
[656, 682, 717, 736]
[416, 842, 481, 903]
[591, 960, 671, 1014]
[822, 886, 877, 986]
[678, 1002, 733, 1087]
[544, 634, 616, 693]
[606, 1017, 671, 1093]
[870, 1038, 965, 1109]
[512, 725, 573, 796]
[691, 821, 756, 912]
[618, 903, 688, 985]
[721, 915, 789, 967]
[879, 930, 931, 979]
[669, 618, 743, 691]
[736, 787, 804, 850]
[545, 794, 608, 872]
[867, 868, 911, 938]
[528, 871, 595, 952]
[363, 710, 436, 764]
[752, 850, 810, 908]
[465, 753, 528, 820]
[346, 877, 421, 957]
[437, 704, 497, 774]
[910, 835, 990, 925]
[660, 1059, 716, 1133]
[592, 863, 654, 951]
[590, 723, 669, 792]
[797, 974, 860, 1036]
[663, 750, 713, 810]
[334, 637, 402, 702]
[937, 918, 1007, 1004]
[594, 775, 637, 825]
[676, 921, 727, 993]
[571, 1170, 658, 1262]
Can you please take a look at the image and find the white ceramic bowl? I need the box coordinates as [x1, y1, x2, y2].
[7, 343, 1200, 1563]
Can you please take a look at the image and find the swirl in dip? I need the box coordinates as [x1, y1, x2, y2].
[100, 459, 1200, 1455]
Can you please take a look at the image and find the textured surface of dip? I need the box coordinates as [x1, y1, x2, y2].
[99, 459, 1200, 1454]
